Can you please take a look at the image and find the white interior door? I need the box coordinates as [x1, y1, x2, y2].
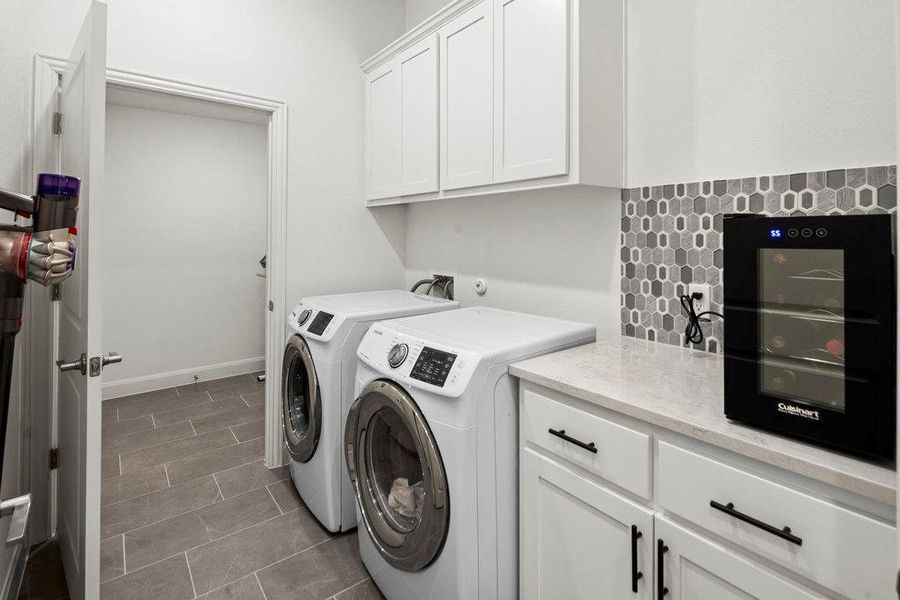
[56, 3, 107, 599]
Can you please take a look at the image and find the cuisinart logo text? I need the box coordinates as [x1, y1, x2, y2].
[777, 402, 820, 421]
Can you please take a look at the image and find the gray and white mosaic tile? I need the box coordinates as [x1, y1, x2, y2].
[620, 165, 897, 352]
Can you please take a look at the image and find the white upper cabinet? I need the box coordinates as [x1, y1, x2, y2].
[365, 61, 401, 200]
[398, 35, 439, 196]
[440, 1, 494, 190]
[493, 0, 568, 182]
[362, 0, 625, 205]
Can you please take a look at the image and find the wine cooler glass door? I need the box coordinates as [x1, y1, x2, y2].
[759, 248, 845, 412]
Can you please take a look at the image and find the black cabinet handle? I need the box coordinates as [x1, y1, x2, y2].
[547, 428, 597, 454]
[657, 539, 669, 598]
[630, 525, 643, 593]
[709, 500, 803, 546]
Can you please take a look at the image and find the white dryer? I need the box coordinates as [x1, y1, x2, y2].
[344, 307, 595, 599]
[282, 290, 457, 533]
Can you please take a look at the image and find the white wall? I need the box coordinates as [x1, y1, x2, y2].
[404, 0, 448, 30]
[24, 0, 408, 304]
[102, 101, 268, 396]
[627, 0, 897, 186]
[405, 187, 622, 337]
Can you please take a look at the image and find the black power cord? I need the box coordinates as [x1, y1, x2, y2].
[679, 292, 724, 345]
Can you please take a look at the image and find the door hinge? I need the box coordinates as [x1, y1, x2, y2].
[53, 111, 63, 136]
[50, 284, 60, 301]
[49, 448, 58, 470]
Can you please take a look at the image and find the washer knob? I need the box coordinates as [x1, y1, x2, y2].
[296, 309, 312, 326]
[388, 343, 409, 368]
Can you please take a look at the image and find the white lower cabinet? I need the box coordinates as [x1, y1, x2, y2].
[519, 384, 895, 600]
[520, 448, 654, 599]
[655, 517, 825, 600]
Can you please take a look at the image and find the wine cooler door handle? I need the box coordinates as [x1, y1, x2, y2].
[547, 428, 597, 454]
[709, 500, 803, 546]
[657, 539, 669, 598]
[630, 525, 643, 593]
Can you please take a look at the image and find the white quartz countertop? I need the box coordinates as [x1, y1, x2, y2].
[510, 336, 896, 506]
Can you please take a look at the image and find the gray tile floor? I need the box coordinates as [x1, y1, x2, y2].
[100, 374, 383, 600]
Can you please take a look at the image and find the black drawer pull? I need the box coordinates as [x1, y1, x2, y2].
[657, 539, 669, 598]
[630, 525, 643, 593]
[548, 428, 597, 453]
[710, 500, 803, 546]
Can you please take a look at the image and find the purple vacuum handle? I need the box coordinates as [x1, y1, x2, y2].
[32, 173, 80, 232]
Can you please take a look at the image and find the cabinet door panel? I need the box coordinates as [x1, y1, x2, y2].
[366, 62, 401, 200]
[440, 1, 493, 190]
[494, 0, 568, 183]
[520, 449, 653, 600]
[656, 517, 826, 600]
[398, 35, 439, 195]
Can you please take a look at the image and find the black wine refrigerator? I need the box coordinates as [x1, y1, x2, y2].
[723, 214, 896, 459]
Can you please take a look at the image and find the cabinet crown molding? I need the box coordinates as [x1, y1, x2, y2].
[361, 0, 482, 73]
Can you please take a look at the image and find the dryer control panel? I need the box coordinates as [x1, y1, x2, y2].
[288, 301, 342, 341]
[357, 325, 479, 398]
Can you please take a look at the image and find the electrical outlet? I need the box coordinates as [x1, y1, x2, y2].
[688, 284, 711, 314]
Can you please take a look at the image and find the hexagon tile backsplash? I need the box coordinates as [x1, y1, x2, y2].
[620, 165, 897, 353]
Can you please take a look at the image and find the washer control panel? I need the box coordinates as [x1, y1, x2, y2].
[357, 325, 478, 397]
[409, 347, 457, 387]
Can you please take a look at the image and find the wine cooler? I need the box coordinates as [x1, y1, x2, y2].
[723, 214, 896, 459]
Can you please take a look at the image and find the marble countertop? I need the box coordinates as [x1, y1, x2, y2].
[510, 336, 896, 506]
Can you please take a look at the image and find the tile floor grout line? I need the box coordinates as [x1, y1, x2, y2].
[251, 536, 335, 577]
[107, 508, 304, 585]
[163, 462, 171, 488]
[264, 484, 282, 515]
[211, 471, 225, 502]
[331, 576, 371, 599]
[117, 454, 122, 478]
[254, 572, 269, 600]
[185, 551, 198, 599]
[121, 533, 127, 575]
[102, 489, 225, 540]
[102, 442, 265, 511]
[189, 419, 197, 436]
[105, 423, 200, 459]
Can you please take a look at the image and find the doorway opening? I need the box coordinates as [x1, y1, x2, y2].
[26, 57, 288, 596]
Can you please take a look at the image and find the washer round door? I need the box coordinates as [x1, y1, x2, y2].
[281, 335, 321, 463]
[344, 379, 449, 572]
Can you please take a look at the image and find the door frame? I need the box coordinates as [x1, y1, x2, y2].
[29, 58, 289, 538]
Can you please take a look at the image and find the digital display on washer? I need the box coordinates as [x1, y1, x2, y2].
[410, 347, 457, 387]
[306, 311, 334, 336]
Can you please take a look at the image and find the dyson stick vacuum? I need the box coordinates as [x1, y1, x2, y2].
[0, 173, 79, 543]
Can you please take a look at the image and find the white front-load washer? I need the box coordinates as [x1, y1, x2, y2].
[282, 290, 457, 533]
[344, 307, 596, 599]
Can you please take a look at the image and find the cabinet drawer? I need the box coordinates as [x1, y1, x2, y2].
[658, 442, 895, 600]
[521, 388, 651, 498]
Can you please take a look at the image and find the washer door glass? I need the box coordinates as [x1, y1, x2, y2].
[281, 335, 321, 463]
[344, 380, 449, 572]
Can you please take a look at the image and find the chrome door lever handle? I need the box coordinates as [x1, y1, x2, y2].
[102, 353, 122, 367]
[0, 493, 31, 543]
[56, 353, 87, 375]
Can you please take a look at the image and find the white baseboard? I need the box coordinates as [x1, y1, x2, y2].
[102, 356, 265, 400]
